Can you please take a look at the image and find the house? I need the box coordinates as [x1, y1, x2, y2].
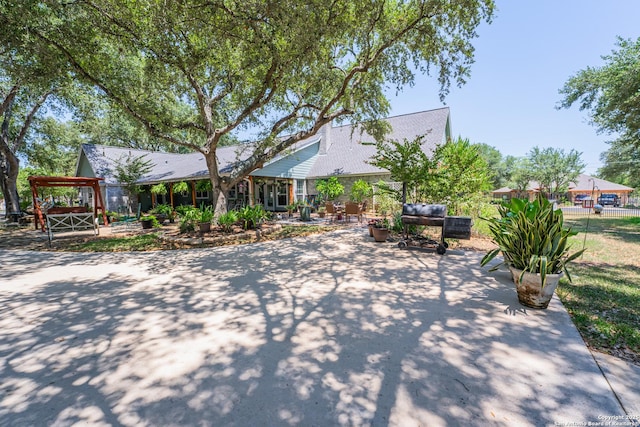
[491, 174, 634, 205]
[75, 107, 452, 212]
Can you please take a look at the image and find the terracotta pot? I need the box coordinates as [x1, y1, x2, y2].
[509, 267, 563, 309]
[368, 225, 374, 236]
[371, 227, 389, 242]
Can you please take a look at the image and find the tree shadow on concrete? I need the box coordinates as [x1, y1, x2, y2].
[0, 229, 623, 426]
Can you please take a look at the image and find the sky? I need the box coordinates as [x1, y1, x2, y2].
[386, 1, 640, 175]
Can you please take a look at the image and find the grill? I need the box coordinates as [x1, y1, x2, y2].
[398, 203, 472, 254]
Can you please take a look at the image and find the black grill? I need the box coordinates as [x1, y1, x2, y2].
[398, 203, 471, 254]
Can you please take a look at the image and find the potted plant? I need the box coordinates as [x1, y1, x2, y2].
[150, 203, 173, 224]
[197, 203, 214, 232]
[140, 214, 160, 229]
[150, 183, 168, 196]
[371, 218, 390, 242]
[173, 181, 190, 195]
[285, 201, 299, 218]
[480, 196, 585, 309]
[317, 206, 326, 218]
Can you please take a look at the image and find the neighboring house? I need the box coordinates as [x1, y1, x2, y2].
[491, 174, 634, 205]
[75, 107, 452, 212]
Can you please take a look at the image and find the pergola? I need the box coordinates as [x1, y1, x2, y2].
[27, 176, 109, 231]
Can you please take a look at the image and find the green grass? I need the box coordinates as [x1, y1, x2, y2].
[59, 224, 339, 252]
[555, 217, 640, 362]
[63, 233, 166, 252]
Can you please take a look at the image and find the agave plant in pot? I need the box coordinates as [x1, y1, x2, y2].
[480, 196, 585, 309]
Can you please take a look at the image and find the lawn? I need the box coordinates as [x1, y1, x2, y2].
[557, 216, 640, 365]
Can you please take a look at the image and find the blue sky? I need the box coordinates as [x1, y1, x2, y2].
[386, 1, 640, 175]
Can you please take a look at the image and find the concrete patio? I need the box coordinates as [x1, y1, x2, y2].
[0, 228, 636, 426]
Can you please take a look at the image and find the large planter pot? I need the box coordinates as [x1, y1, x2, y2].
[509, 267, 563, 309]
[199, 222, 211, 233]
[371, 227, 389, 242]
[140, 219, 154, 229]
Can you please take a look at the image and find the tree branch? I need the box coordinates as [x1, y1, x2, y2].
[13, 91, 52, 153]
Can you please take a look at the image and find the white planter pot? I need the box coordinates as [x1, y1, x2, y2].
[509, 267, 563, 309]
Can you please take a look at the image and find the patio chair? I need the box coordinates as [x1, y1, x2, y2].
[325, 202, 339, 223]
[344, 202, 360, 223]
[359, 200, 368, 222]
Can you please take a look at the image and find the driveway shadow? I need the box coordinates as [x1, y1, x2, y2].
[0, 229, 623, 426]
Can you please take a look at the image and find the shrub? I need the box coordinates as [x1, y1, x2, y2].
[238, 205, 268, 230]
[350, 179, 373, 203]
[217, 210, 239, 232]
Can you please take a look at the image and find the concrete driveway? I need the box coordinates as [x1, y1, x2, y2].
[0, 228, 629, 426]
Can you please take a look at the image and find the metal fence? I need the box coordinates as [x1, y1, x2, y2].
[561, 206, 640, 218]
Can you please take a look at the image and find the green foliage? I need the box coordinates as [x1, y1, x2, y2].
[526, 147, 585, 196]
[421, 138, 492, 215]
[238, 205, 269, 230]
[150, 183, 168, 195]
[5, 0, 494, 213]
[198, 203, 214, 224]
[560, 37, 640, 156]
[475, 143, 508, 189]
[112, 154, 153, 213]
[217, 210, 239, 233]
[369, 136, 431, 196]
[195, 180, 212, 192]
[597, 139, 640, 189]
[140, 214, 161, 228]
[150, 203, 173, 218]
[177, 206, 199, 233]
[507, 157, 534, 196]
[373, 183, 401, 216]
[350, 179, 373, 203]
[316, 177, 344, 202]
[173, 181, 189, 194]
[480, 196, 585, 286]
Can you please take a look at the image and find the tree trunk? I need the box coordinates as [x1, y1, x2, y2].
[0, 151, 21, 217]
[205, 151, 230, 217]
[0, 103, 22, 217]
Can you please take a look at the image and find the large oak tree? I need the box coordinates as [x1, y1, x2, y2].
[559, 37, 640, 188]
[3, 0, 494, 214]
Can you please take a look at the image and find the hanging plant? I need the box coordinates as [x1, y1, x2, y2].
[173, 181, 189, 194]
[150, 183, 168, 195]
[196, 179, 212, 192]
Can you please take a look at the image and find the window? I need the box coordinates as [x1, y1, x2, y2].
[196, 191, 209, 199]
[296, 180, 305, 198]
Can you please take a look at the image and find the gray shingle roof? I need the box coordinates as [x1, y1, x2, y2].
[79, 144, 243, 184]
[78, 108, 451, 183]
[307, 107, 450, 178]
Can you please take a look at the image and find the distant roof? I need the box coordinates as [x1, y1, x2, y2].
[568, 174, 634, 192]
[492, 174, 634, 194]
[308, 107, 450, 178]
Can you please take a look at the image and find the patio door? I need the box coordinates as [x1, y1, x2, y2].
[256, 181, 289, 211]
[264, 184, 276, 211]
